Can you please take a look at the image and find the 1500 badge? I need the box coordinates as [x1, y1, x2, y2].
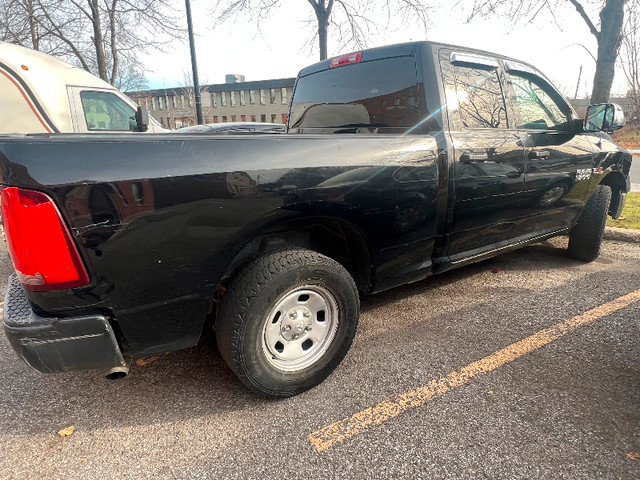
[576, 168, 592, 181]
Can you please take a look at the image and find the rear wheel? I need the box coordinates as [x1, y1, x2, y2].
[216, 249, 359, 397]
[567, 185, 611, 262]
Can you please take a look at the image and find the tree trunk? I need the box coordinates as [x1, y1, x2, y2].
[309, 0, 333, 61]
[27, 0, 38, 50]
[108, 0, 118, 85]
[591, 0, 626, 103]
[318, 11, 328, 60]
[88, 0, 108, 81]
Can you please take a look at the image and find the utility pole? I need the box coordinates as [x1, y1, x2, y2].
[185, 0, 203, 124]
[574, 66, 583, 100]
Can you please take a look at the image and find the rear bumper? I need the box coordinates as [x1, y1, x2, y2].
[2, 274, 126, 373]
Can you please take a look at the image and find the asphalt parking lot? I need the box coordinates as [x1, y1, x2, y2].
[0, 234, 639, 480]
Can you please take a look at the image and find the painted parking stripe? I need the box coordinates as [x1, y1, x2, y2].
[309, 289, 640, 453]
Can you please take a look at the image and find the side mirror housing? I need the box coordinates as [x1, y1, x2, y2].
[584, 103, 624, 133]
[135, 106, 149, 132]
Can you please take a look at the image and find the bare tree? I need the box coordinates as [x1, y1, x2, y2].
[212, 0, 433, 61]
[465, 0, 628, 103]
[620, 0, 640, 123]
[0, 0, 184, 87]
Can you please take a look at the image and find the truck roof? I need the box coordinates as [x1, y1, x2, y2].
[297, 40, 541, 79]
[0, 41, 121, 132]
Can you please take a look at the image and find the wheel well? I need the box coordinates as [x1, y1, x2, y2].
[222, 219, 373, 294]
[599, 172, 626, 218]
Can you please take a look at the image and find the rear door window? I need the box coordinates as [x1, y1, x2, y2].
[289, 57, 422, 133]
[440, 51, 508, 130]
[80, 91, 137, 131]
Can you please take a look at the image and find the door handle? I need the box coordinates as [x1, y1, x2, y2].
[529, 150, 550, 160]
[460, 152, 489, 163]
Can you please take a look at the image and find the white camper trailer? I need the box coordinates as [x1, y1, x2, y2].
[0, 42, 166, 134]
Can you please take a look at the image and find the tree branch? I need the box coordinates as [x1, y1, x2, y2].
[567, 0, 599, 38]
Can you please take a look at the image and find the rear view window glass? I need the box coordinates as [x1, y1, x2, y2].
[80, 91, 137, 131]
[289, 57, 422, 133]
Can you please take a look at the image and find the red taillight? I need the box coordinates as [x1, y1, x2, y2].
[0, 187, 89, 291]
[330, 51, 362, 68]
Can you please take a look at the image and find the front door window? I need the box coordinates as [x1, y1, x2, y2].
[80, 91, 137, 131]
[507, 73, 568, 130]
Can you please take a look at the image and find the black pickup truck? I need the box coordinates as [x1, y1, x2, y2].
[0, 42, 631, 397]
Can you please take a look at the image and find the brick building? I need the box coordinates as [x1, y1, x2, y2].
[128, 76, 295, 129]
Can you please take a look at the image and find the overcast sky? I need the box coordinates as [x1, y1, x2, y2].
[145, 1, 629, 99]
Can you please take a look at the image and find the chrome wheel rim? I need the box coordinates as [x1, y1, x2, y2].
[262, 285, 339, 372]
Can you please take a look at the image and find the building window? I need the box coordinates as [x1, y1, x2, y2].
[240, 90, 246, 106]
[230, 91, 236, 106]
[172, 96, 177, 109]
[214, 116, 219, 123]
[271, 114, 277, 123]
[260, 113, 266, 122]
[152, 97, 157, 110]
[189, 95, 193, 107]
[282, 113, 288, 123]
[241, 114, 246, 121]
[212, 93, 217, 107]
[251, 115, 256, 122]
[260, 89, 266, 105]
[250, 90, 256, 105]
[165, 96, 170, 109]
[270, 88, 277, 104]
[281, 88, 288, 104]
[180, 95, 186, 107]
[222, 115, 227, 122]
[231, 115, 237, 122]
[221, 92, 226, 106]
[158, 96, 164, 110]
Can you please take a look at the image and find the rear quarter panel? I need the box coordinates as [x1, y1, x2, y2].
[0, 133, 439, 355]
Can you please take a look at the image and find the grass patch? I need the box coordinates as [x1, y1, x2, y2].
[607, 191, 640, 230]
[612, 125, 640, 149]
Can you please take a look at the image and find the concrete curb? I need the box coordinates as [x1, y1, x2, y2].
[604, 226, 640, 243]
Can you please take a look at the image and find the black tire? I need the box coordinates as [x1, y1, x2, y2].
[567, 185, 612, 262]
[215, 249, 360, 397]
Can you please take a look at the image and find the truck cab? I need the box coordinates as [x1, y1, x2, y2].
[0, 41, 166, 134]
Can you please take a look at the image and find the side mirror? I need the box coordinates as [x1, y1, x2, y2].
[584, 103, 624, 133]
[135, 106, 149, 132]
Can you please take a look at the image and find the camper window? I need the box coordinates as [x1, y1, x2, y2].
[80, 91, 137, 131]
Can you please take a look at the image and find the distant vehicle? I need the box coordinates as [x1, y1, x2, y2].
[0, 41, 165, 134]
[177, 122, 285, 134]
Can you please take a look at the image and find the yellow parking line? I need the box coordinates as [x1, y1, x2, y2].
[309, 288, 640, 453]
